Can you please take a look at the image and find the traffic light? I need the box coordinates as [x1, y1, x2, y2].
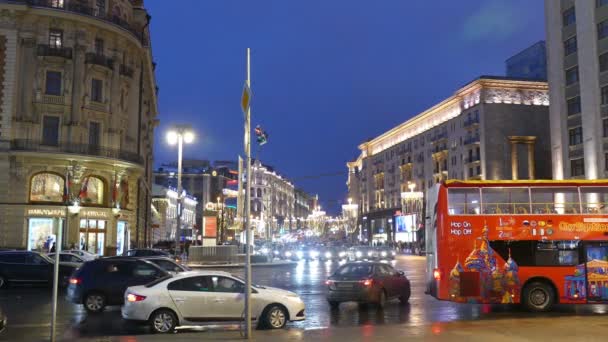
[254, 125, 268, 146]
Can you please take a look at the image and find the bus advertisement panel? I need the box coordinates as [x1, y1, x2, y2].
[426, 180, 608, 311]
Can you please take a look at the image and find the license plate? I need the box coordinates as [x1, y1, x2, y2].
[337, 283, 352, 289]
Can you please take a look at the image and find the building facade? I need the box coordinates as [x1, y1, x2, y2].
[545, 0, 608, 180]
[506, 40, 548, 80]
[250, 160, 295, 239]
[0, 0, 158, 255]
[151, 184, 197, 243]
[347, 76, 551, 243]
[294, 188, 313, 230]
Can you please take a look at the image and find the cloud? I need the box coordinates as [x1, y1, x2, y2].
[461, 0, 529, 42]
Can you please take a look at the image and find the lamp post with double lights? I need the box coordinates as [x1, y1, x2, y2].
[342, 197, 359, 242]
[167, 125, 195, 257]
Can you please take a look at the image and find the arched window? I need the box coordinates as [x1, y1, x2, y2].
[80, 176, 106, 205]
[30, 172, 64, 203]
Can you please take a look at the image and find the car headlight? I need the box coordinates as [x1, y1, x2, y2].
[296, 251, 304, 258]
[274, 250, 280, 255]
[381, 251, 387, 257]
[368, 251, 374, 256]
[311, 251, 319, 257]
[325, 252, 332, 258]
[339, 252, 346, 257]
[391, 251, 396, 256]
[355, 251, 362, 257]
[285, 251, 292, 257]
[261, 248, 269, 254]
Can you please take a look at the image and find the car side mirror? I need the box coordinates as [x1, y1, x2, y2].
[396, 271, 405, 277]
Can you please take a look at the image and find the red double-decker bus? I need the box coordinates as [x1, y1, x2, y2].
[426, 180, 608, 311]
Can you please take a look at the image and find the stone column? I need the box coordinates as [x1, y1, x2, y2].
[527, 142, 535, 180]
[510, 141, 518, 180]
[18, 36, 36, 122]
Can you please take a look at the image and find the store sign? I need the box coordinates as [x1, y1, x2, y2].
[82, 210, 108, 219]
[203, 216, 217, 237]
[27, 208, 64, 217]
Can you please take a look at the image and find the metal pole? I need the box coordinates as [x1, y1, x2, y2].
[244, 47, 253, 339]
[175, 134, 183, 257]
[50, 211, 65, 342]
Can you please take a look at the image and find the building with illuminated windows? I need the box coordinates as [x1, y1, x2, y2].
[347, 76, 551, 244]
[0, 0, 158, 254]
[151, 184, 197, 243]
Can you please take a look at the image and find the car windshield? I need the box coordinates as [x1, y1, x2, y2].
[335, 264, 373, 277]
[39, 253, 55, 263]
[232, 275, 262, 289]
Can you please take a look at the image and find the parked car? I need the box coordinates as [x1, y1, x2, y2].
[295, 246, 320, 261]
[320, 247, 344, 261]
[347, 246, 377, 261]
[141, 257, 189, 274]
[122, 270, 306, 333]
[0, 251, 79, 289]
[48, 252, 85, 264]
[67, 257, 168, 313]
[375, 247, 397, 260]
[0, 306, 6, 334]
[125, 249, 181, 263]
[64, 250, 98, 261]
[325, 262, 410, 309]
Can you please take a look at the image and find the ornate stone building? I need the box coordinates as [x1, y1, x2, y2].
[347, 76, 551, 243]
[0, 0, 158, 255]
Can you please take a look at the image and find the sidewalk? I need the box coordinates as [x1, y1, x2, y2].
[187, 260, 297, 268]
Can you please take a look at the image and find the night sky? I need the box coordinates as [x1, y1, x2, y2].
[147, 0, 545, 214]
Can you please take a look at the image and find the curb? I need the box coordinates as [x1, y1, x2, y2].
[187, 261, 298, 268]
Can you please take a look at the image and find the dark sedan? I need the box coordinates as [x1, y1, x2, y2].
[0, 306, 5, 334]
[0, 251, 79, 289]
[325, 262, 410, 309]
[141, 257, 189, 274]
[125, 248, 181, 263]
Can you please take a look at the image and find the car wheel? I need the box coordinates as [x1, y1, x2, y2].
[328, 300, 340, 309]
[0, 275, 7, 289]
[377, 289, 387, 309]
[263, 305, 287, 329]
[522, 281, 555, 312]
[399, 288, 411, 304]
[84, 292, 106, 313]
[150, 309, 177, 334]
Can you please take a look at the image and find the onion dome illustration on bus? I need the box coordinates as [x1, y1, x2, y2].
[502, 249, 520, 302]
[449, 257, 464, 299]
[492, 264, 504, 293]
[478, 222, 497, 271]
[464, 240, 486, 272]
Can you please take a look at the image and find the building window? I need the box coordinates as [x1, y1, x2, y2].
[564, 36, 577, 56]
[563, 7, 576, 27]
[571, 158, 585, 176]
[42, 116, 60, 146]
[600, 0, 608, 7]
[567, 96, 581, 116]
[30, 172, 64, 203]
[91, 78, 103, 102]
[94, 0, 106, 15]
[476, 166, 481, 175]
[601, 53, 608, 74]
[89, 122, 101, 147]
[49, 29, 63, 48]
[569, 126, 583, 146]
[565, 66, 579, 86]
[94, 38, 104, 55]
[604, 119, 608, 137]
[602, 85, 608, 105]
[50, 0, 64, 9]
[606, 153, 608, 171]
[599, 20, 608, 40]
[45, 71, 62, 96]
[80, 176, 105, 205]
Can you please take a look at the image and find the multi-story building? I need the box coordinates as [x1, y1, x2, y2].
[545, 0, 608, 180]
[151, 184, 197, 243]
[250, 160, 295, 238]
[506, 41, 548, 80]
[294, 188, 313, 229]
[0, 0, 158, 255]
[153, 160, 238, 232]
[347, 76, 551, 243]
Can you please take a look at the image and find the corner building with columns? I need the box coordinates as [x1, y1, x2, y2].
[347, 76, 552, 243]
[0, 0, 158, 255]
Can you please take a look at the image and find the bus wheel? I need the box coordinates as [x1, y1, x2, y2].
[522, 281, 555, 312]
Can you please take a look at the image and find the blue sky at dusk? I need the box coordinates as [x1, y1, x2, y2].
[147, 0, 545, 214]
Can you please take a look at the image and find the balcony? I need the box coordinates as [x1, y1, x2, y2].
[431, 131, 448, 142]
[85, 53, 114, 69]
[464, 135, 480, 145]
[465, 155, 481, 163]
[24, 0, 144, 43]
[10, 139, 144, 165]
[119, 64, 134, 78]
[37, 44, 72, 59]
[432, 144, 448, 154]
[464, 117, 480, 128]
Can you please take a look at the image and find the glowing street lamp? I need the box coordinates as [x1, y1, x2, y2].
[167, 125, 195, 254]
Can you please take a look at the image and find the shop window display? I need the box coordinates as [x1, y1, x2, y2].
[80, 176, 105, 205]
[30, 173, 64, 203]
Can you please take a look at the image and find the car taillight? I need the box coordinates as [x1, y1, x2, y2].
[127, 293, 147, 302]
[325, 280, 334, 286]
[433, 269, 441, 281]
[360, 279, 373, 287]
[69, 277, 81, 285]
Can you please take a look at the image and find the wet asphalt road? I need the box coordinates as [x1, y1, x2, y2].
[1, 255, 608, 341]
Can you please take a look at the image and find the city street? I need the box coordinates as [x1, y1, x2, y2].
[2, 255, 608, 341]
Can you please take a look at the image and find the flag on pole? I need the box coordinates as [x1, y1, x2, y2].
[63, 169, 70, 203]
[112, 172, 118, 206]
[254, 125, 268, 146]
[79, 176, 89, 200]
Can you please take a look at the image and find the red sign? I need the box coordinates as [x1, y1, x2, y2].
[204, 216, 217, 237]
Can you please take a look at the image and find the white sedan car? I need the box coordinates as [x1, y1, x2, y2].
[121, 271, 305, 333]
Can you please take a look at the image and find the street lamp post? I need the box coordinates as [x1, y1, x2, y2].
[167, 125, 194, 257]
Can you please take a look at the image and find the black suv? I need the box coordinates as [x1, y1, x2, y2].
[125, 248, 181, 263]
[67, 257, 168, 313]
[0, 251, 79, 289]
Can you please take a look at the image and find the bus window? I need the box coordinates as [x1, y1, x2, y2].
[530, 187, 579, 214]
[490, 240, 579, 266]
[579, 187, 608, 214]
[447, 188, 480, 215]
[481, 187, 529, 214]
